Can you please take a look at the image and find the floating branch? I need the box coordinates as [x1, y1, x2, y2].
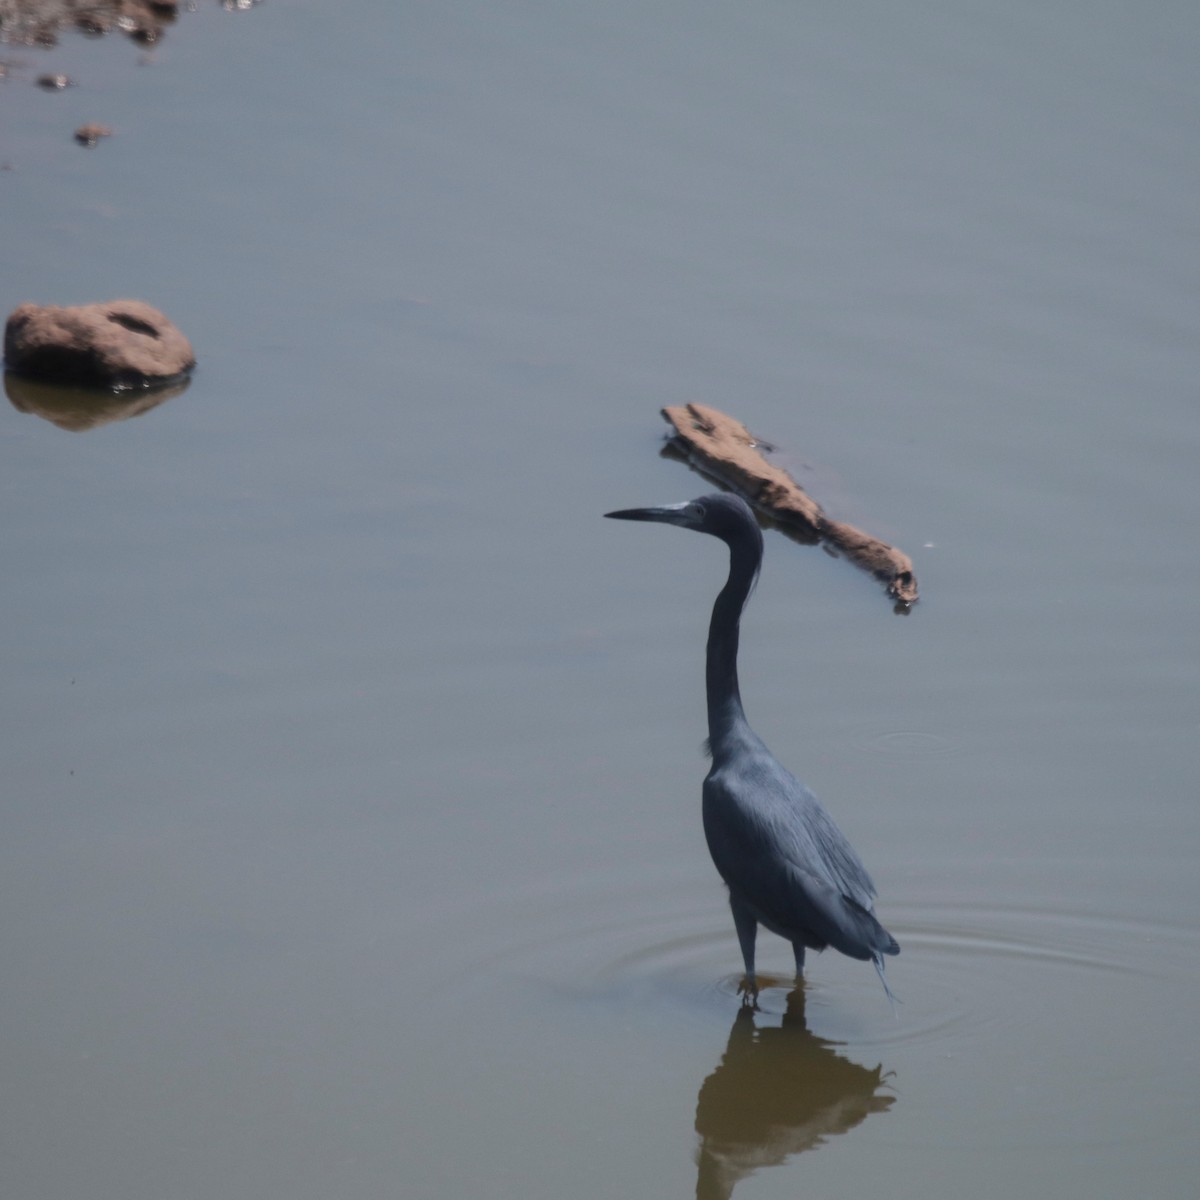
[661, 403, 918, 608]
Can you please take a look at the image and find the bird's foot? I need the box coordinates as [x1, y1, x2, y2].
[737, 976, 760, 1009]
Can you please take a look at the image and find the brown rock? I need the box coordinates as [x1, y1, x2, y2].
[4, 300, 196, 391]
[6, 1, 202, 47]
[76, 14, 114, 36]
[74, 123, 113, 146]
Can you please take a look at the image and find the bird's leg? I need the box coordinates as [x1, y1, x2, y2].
[792, 942, 806, 984]
[730, 896, 759, 1007]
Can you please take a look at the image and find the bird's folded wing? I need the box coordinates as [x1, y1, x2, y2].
[760, 857, 884, 962]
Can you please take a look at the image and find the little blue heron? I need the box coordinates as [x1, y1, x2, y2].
[606, 492, 899, 1005]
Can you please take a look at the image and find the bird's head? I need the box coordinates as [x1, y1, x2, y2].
[604, 492, 758, 544]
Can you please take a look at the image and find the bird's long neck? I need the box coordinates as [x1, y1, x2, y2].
[706, 536, 760, 758]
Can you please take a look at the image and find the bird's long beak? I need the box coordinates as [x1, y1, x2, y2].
[604, 502, 691, 525]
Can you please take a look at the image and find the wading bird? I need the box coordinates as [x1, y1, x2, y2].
[606, 493, 899, 1005]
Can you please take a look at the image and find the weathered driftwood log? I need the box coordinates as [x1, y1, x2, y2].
[661, 403, 918, 607]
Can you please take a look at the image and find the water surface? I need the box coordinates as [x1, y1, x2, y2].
[3, 3, 1199, 1197]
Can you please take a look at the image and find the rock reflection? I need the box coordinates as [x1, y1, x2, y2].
[5, 372, 188, 432]
[694, 988, 894, 1199]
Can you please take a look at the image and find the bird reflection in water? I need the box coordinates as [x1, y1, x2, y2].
[693, 986, 895, 1200]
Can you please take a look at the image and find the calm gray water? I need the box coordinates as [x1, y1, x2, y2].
[3, 3, 1199, 1197]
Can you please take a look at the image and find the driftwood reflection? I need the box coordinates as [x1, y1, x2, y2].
[694, 987, 894, 1199]
[5, 372, 189, 432]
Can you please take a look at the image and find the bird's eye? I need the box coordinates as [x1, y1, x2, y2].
[691, 503, 706, 521]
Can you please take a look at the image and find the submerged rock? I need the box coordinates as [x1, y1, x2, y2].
[4, 300, 195, 390]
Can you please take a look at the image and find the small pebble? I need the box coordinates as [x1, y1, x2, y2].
[74, 123, 113, 147]
[37, 73, 73, 89]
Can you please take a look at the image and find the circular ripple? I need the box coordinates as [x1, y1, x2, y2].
[443, 876, 1200, 1051]
[856, 728, 966, 759]
[434, 876, 1200, 1160]
[850, 901, 1200, 1051]
[445, 875, 749, 1007]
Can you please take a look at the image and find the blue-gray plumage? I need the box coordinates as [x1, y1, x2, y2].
[605, 492, 899, 1005]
